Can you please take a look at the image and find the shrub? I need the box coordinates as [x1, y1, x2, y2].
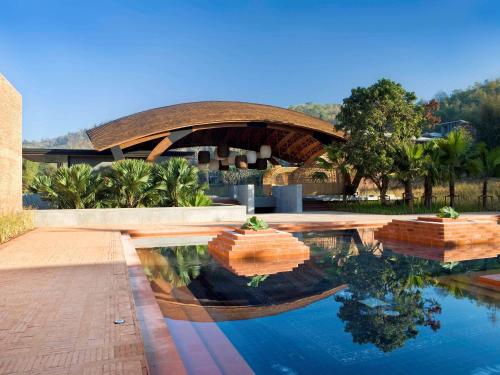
[29, 158, 212, 209]
[241, 216, 269, 231]
[29, 164, 105, 209]
[154, 158, 210, 207]
[0, 211, 34, 244]
[104, 159, 160, 208]
[437, 206, 460, 219]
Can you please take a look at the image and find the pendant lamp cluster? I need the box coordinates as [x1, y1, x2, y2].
[197, 145, 272, 171]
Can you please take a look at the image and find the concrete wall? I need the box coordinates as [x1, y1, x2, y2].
[272, 185, 303, 213]
[0, 74, 22, 214]
[33, 205, 247, 227]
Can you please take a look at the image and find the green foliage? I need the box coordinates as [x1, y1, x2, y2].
[104, 159, 160, 208]
[437, 206, 460, 219]
[247, 274, 269, 287]
[289, 102, 341, 123]
[240, 216, 269, 231]
[155, 158, 210, 207]
[29, 158, 211, 209]
[336, 79, 425, 202]
[30, 164, 105, 209]
[22, 160, 56, 193]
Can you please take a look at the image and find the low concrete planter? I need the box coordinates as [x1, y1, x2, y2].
[32, 205, 246, 227]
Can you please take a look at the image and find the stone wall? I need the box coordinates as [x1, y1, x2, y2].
[33, 206, 247, 227]
[0, 74, 22, 214]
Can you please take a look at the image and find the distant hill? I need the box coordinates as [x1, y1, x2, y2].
[288, 102, 341, 124]
[435, 78, 500, 147]
[23, 129, 92, 149]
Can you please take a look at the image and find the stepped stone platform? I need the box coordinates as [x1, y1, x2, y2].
[375, 216, 500, 248]
[210, 249, 310, 276]
[207, 228, 310, 276]
[479, 274, 500, 288]
[383, 240, 499, 262]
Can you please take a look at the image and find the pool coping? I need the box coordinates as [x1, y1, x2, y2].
[122, 222, 377, 374]
[121, 233, 188, 375]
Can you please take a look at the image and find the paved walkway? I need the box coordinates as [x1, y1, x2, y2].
[0, 228, 147, 375]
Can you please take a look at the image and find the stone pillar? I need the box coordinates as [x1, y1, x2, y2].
[235, 184, 255, 214]
[0, 74, 22, 214]
[272, 184, 303, 213]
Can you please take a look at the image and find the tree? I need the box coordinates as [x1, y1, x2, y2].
[29, 164, 105, 209]
[421, 141, 442, 209]
[436, 78, 500, 147]
[437, 129, 472, 207]
[336, 79, 424, 204]
[312, 144, 362, 202]
[394, 143, 425, 210]
[105, 159, 160, 208]
[469, 143, 500, 209]
[335, 246, 441, 352]
[154, 157, 209, 207]
[478, 97, 500, 148]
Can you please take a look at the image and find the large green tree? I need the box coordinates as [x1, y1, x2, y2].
[336, 79, 424, 204]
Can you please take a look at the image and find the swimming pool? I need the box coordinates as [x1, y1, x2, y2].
[137, 229, 500, 375]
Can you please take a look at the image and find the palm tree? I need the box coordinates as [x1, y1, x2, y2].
[30, 164, 104, 209]
[437, 130, 472, 207]
[312, 144, 362, 202]
[154, 157, 209, 207]
[421, 141, 442, 209]
[105, 159, 160, 208]
[469, 143, 500, 209]
[394, 143, 425, 210]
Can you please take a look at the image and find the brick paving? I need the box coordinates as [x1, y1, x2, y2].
[0, 228, 147, 375]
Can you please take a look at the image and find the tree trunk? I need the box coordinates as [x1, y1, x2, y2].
[342, 172, 351, 203]
[449, 174, 456, 207]
[424, 176, 433, 209]
[378, 175, 389, 206]
[403, 180, 414, 211]
[482, 179, 488, 209]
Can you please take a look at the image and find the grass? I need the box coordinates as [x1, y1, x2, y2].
[332, 179, 500, 215]
[0, 211, 34, 244]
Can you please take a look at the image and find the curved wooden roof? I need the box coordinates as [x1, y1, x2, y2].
[86, 101, 344, 152]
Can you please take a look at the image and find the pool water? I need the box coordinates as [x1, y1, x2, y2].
[137, 229, 500, 375]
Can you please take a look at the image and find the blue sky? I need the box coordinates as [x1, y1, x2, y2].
[1, 0, 500, 141]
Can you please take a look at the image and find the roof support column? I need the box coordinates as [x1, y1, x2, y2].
[146, 129, 192, 162]
[110, 146, 125, 161]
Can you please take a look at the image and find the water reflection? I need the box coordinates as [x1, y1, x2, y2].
[138, 228, 500, 353]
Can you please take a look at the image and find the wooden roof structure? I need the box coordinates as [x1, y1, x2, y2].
[86, 101, 345, 164]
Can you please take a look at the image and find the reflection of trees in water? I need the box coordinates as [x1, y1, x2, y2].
[141, 245, 209, 288]
[327, 235, 500, 352]
[334, 244, 442, 352]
